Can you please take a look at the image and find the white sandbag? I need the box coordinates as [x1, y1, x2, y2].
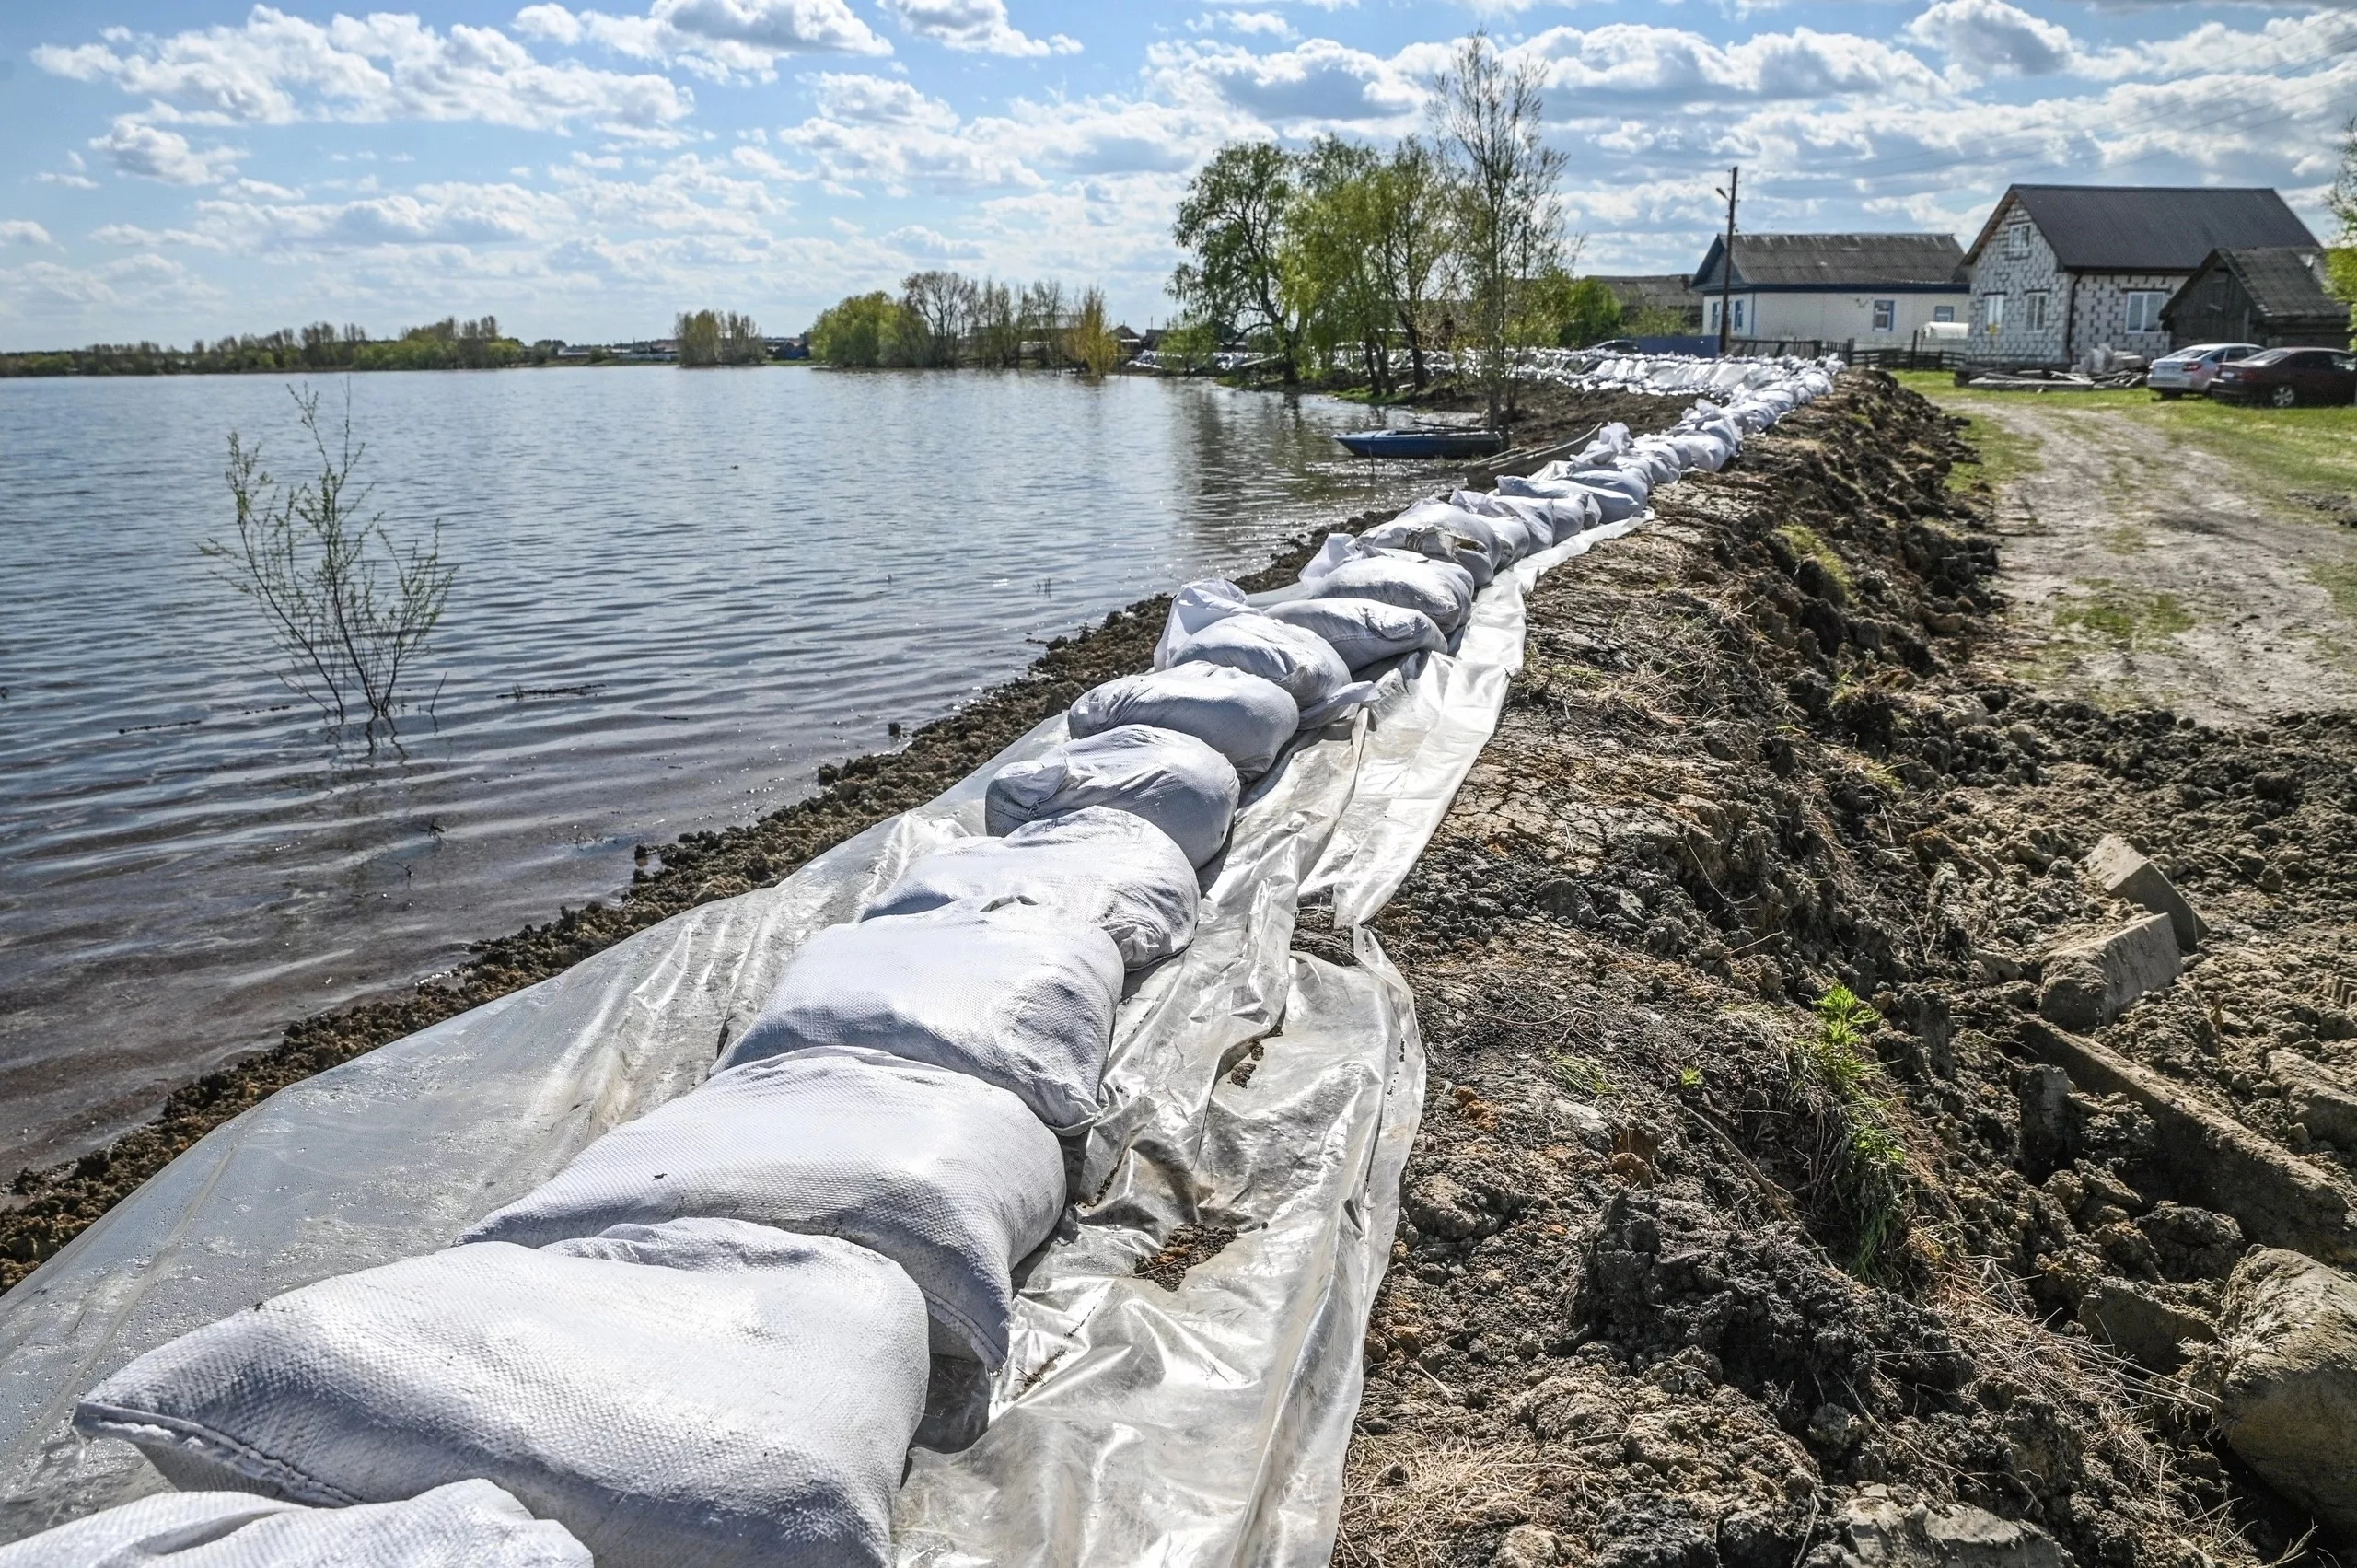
[1563, 474, 1645, 522]
[984, 725, 1237, 869]
[463, 1046, 1062, 1365]
[1264, 596, 1446, 672]
[1148, 579, 1251, 669]
[0, 1481, 587, 1568]
[717, 900, 1125, 1129]
[1357, 513, 1494, 587]
[1457, 487, 1594, 545]
[75, 1221, 929, 1568]
[1167, 614, 1362, 719]
[865, 805, 1198, 967]
[1067, 664, 1299, 780]
[1666, 430, 1730, 471]
[1302, 554, 1473, 634]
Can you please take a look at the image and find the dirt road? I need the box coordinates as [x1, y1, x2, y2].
[1951, 394, 2357, 724]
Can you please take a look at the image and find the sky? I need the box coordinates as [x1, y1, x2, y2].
[0, 0, 2351, 348]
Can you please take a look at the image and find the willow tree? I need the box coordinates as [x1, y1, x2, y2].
[1172, 142, 1303, 383]
[1292, 137, 1394, 395]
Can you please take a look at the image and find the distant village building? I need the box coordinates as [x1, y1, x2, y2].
[1688, 234, 1968, 343]
[1961, 186, 2318, 366]
[2162, 248, 2350, 351]
[1589, 275, 1703, 331]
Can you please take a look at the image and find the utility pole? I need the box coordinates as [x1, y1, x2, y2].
[1713, 166, 1739, 356]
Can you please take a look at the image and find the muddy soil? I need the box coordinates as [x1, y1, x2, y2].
[1331, 373, 2355, 1568]
[0, 386, 1684, 1293]
[1962, 397, 2357, 724]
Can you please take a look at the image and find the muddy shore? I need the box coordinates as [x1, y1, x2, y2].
[0, 382, 1689, 1293]
[1330, 373, 2354, 1566]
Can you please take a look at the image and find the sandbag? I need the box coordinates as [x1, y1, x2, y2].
[75, 1222, 930, 1568]
[463, 1046, 1062, 1365]
[1302, 553, 1474, 634]
[1264, 597, 1445, 672]
[1167, 614, 1363, 719]
[718, 900, 1124, 1129]
[865, 806, 1197, 967]
[1067, 664, 1299, 780]
[1368, 505, 1504, 580]
[0, 1481, 587, 1567]
[984, 725, 1237, 869]
[1562, 479, 1643, 523]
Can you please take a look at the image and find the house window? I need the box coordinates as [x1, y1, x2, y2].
[2025, 291, 2051, 331]
[1933, 305, 1956, 323]
[1981, 294, 2005, 333]
[1872, 299, 1896, 332]
[2005, 224, 2030, 257]
[1733, 298, 1746, 332]
[2124, 291, 2169, 334]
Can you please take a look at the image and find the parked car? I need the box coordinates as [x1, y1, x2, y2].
[2146, 342, 2260, 399]
[2206, 347, 2357, 409]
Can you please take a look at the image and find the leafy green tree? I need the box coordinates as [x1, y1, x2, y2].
[1291, 136, 1393, 393]
[807, 292, 907, 366]
[1555, 277, 1623, 348]
[1367, 137, 1452, 390]
[1173, 142, 1304, 383]
[2329, 118, 2357, 340]
[1071, 286, 1122, 377]
[674, 309, 723, 366]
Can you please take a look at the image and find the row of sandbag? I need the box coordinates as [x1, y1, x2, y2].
[33, 528, 1507, 1568]
[1523, 350, 1841, 400]
[28, 368, 1839, 1568]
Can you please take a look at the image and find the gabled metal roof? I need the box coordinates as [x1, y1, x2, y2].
[1690, 233, 1968, 293]
[1965, 186, 2317, 272]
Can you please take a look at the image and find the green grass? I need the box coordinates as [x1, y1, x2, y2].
[1893, 369, 2357, 510]
[1776, 522, 1853, 589]
[2050, 581, 2198, 649]
[2308, 561, 2357, 622]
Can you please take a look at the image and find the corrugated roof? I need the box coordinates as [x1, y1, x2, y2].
[1690, 233, 1967, 291]
[1967, 186, 2316, 272]
[2223, 247, 2346, 321]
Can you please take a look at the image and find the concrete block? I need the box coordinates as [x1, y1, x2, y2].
[2076, 1279, 2214, 1371]
[2212, 1249, 2357, 1541]
[2270, 1051, 2357, 1148]
[2021, 1018, 2357, 1266]
[2038, 913, 2181, 1030]
[2084, 834, 2205, 952]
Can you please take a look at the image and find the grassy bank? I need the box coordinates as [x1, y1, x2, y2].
[1891, 370, 2357, 505]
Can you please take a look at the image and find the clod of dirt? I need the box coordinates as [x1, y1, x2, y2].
[1133, 1223, 1239, 1291]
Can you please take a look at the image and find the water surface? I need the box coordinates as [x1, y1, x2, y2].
[0, 368, 1440, 1168]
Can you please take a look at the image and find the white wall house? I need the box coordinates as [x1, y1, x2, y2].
[1960, 185, 2318, 366]
[1689, 233, 1968, 344]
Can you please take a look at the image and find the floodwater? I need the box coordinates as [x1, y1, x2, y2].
[0, 367, 1439, 1169]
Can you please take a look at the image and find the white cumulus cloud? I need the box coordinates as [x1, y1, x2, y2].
[35, 8, 695, 140]
[515, 0, 889, 77]
[92, 117, 244, 185]
[1903, 0, 2074, 78]
[878, 0, 1079, 57]
[0, 221, 57, 247]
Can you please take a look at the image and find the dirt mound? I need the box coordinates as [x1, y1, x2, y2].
[1338, 371, 2341, 1568]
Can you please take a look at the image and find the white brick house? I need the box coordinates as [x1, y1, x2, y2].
[1961, 186, 2318, 366]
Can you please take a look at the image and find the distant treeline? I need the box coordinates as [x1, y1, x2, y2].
[0, 317, 540, 377]
[807, 273, 1121, 375]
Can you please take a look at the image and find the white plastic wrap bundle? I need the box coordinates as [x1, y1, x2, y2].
[719, 899, 1125, 1130]
[75, 1222, 931, 1568]
[0, 1482, 589, 1568]
[1263, 597, 1446, 672]
[1149, 581, 1376, 726]
[866, 806, 1199, 967]
[462, 1047, 1064, 1365]
[983, 725, 1239, 868]
[1299, 543, 1476, 633]
[1067, 663, 1300, 780]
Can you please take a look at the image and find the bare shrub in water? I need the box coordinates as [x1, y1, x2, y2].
[203, 386, 456, 737]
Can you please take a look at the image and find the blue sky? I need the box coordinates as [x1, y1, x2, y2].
[1, 0, 2350, 347]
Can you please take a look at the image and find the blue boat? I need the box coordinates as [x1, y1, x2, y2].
[1334, 427, 1506, 459]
